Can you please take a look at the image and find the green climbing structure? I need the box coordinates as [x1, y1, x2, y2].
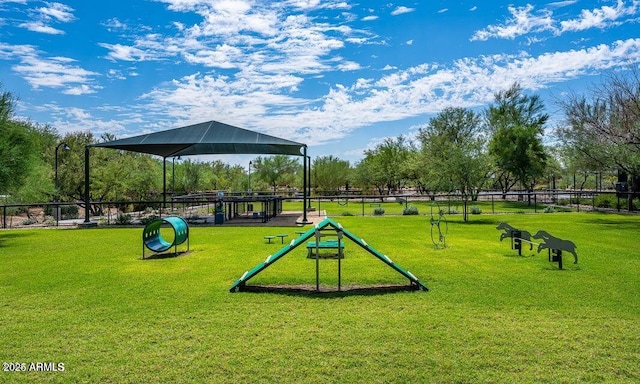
[229, 218, 428, 292]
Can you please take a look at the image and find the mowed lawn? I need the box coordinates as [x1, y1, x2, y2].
[1, 212, 639, 383]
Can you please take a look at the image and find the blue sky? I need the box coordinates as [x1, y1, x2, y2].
[1, 0, 640, 165]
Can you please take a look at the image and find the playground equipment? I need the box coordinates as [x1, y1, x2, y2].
[230, 218, 428, 292]
[532, 230, 578, 269]
[142, 216, 189, 259]
[496, 222, 578, 269]
[496, 222, 534, 256]
[430, 203, 448, 248]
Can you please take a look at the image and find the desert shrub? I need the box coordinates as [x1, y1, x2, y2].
[115, 213, 132, 225]
[593, 195, 614, 208]
[402, 205, 419, 215]
[139, 215, 159, 225]
[373, 207, 385, 216]
[21, 217, 37, 225]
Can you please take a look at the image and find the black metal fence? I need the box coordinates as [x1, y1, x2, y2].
[1, 190, 638, 229]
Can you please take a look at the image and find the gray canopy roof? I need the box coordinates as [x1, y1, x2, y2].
[91, 120, 305, 157]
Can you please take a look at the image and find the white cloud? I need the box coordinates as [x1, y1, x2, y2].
[559, 0, 639, 32]
[547, 1, 578, 8]
[138, 38, 640, 146]
[63, 84, 98, 95]
[38, 2, 75, 23]
[471, 4, 555, 41]
[0, 43, 100, 94]
[438, 8, 448, 14]
[391, 6, 415, 16]
[362, 15, 378, 21]
[98, 0, 371, 87]
[406, 39, 413, 45]
[472, 1, 640, 41]
[15, 1, 75, 34]
[18, 21, 64, 34]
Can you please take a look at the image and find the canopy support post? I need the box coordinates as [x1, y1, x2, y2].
[298, 145, 311, 225]
[84, 146, 90, 223]
[79, 146, 97, 227]
[163, 157, 167, 213]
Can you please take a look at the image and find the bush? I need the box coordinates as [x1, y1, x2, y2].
[594, 194, 614, 208]
[45, 205, 79, 220]
[543, 206, 555, 213]
[373, 207, 385, 216]
[470, 206, 482, 215]
[43, 216, 56, 226]
[115, 213, 132, 225]
[139, 215, 158, 225]
[21, 217, 38, 225]
[341, 211, 354, 216]
[402, 205, 419, 215]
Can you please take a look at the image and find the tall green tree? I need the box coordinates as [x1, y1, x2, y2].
[418, 107, 491, 221]
[487, 83, 548, 200]
[0, 88, 34, 195]
[354, 136, 413, 195]
[557, 66, 640, 209]
[253, 155, 300, 193]
[312, 155, 350, 195]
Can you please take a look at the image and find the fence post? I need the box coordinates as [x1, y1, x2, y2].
[361, 196, 365, 216]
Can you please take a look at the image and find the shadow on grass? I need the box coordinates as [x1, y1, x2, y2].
[238, 284, 425, 297]
[142, 250, 190, 260]
[0, 232, 33, 248]
[462, 218, 501, 225]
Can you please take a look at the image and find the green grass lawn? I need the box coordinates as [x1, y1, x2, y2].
[284, 198, 555, 217]
[1, 212, 639, 383]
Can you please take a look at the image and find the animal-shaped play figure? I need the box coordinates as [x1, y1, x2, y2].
[496, 222, 533, 251]
[532, 230, 578, 265]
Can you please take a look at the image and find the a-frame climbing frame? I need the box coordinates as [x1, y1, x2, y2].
[229, 218, 428, 292]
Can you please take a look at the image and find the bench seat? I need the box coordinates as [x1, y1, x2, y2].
[306, 240, 345, 259]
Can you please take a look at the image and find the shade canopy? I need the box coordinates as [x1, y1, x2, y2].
[83, 120, 312, 226]
[91, 120, 305, 158]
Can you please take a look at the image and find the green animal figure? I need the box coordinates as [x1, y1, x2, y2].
[496, 222, 533, 250]
[532, 230, 578, 264]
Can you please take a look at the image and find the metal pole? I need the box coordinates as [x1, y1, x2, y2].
[248, 160, 252, 195]
[163, 157, 167, 212]
[301, 146, 310, 224]
[172, 157, 175, 212]
[84, 146, 91, 223]
[55, 142, 69, 226]
[307, 156, 312, 209]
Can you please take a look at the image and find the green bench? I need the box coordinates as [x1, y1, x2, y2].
[306, 239, 345, 259]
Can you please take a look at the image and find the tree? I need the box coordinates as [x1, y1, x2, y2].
[418, 107, 491, 221]
[487, 83, 548, 201]
[311, 155, 350, 195]
[354, 136, 413, 195]
[0, 88, 35, 195]
[252, 155, 300, 193]
[557, 65, 640, 209]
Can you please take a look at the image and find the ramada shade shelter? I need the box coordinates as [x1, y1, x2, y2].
[82, 120, 310, 224]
